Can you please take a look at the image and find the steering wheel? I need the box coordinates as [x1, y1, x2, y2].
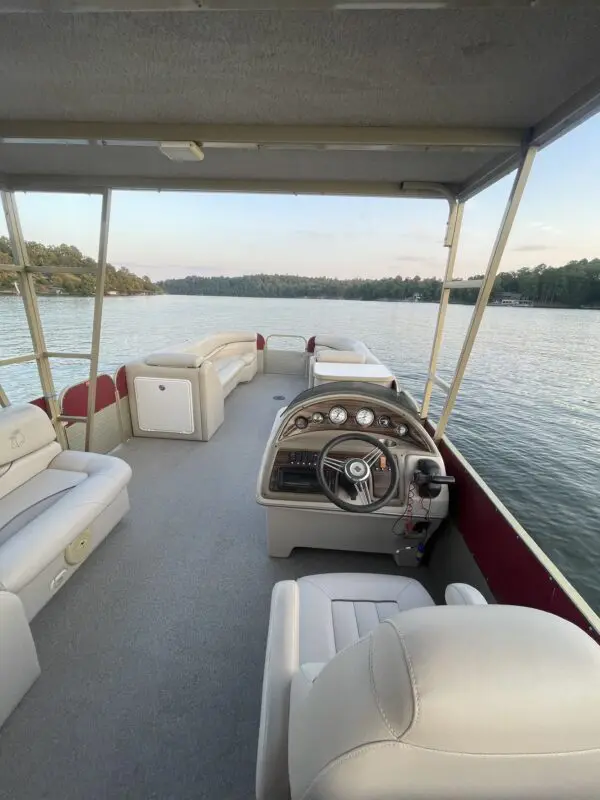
[316, 432, 399, 513]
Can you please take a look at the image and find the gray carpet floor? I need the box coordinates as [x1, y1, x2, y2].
[0, 375, 426, 800]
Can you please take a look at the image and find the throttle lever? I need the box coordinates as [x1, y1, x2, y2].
[414, 472, 455, 486]
[413, 458, 455, 498]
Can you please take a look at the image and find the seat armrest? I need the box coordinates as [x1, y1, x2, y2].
[256, 580, 299, 800]
[445, 583, 488, 605]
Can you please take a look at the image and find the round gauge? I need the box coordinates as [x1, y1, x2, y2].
[294, 415, 308, 429]
[311, 411, 324, 424]
[356, 408, 375, 427]
[396, 423, 408, 437]
[328, 406, 348, 425]
[378, 415, 391, 428]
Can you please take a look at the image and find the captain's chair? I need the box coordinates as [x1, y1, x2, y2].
[257, 575, 600, 800]
[256, 573, 437, 799]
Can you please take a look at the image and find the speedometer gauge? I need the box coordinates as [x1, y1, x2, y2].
[356, 408, 375, 427]
[329, 406, 348, 425]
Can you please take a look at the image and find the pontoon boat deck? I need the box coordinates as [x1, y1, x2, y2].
[1, 5, 600, 800]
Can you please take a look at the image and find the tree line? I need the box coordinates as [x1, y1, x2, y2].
[159, 259, 600, 308]
[0, 237, 162, 296]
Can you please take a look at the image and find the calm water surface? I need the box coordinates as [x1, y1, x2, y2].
[1, 295, 599, 611]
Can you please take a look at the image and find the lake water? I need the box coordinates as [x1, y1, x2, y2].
[1, 294, 599, 611]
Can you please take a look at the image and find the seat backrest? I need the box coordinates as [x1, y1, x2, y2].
[145, 332, 257, 368]
[0, 405, 60, 501]
[313, 335, 380, 364]
[289, 605, 600, 800]
[315, 349, 366, 364]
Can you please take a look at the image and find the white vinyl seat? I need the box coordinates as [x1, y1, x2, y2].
[287, 605, 600, 800]
[0, 404, 132, 621]
[256, 573, 435, 800]
[295, 573, 434, 663]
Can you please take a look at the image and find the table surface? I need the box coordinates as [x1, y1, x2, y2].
[313, 362, 393, 378]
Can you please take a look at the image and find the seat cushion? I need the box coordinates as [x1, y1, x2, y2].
[0, 468, 87, 546]
[0, 450, 131, 593]
[297, 573, 434, 664]
[215, 357, 245, 387]
[240, 352, 257, 366]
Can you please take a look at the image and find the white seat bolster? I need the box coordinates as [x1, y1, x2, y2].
[0, 591, 40, 728]
[256, 580, 299, 800]
[445, 583, 488, 606]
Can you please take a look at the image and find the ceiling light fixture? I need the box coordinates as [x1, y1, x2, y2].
[158, 141, 205, 162]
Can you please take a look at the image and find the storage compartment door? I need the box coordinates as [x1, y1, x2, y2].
[134, 377, 195, 434]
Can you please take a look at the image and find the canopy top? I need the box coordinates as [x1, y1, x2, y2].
[0, 4, 599, 199]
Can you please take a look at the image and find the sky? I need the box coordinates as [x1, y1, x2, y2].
[2, 112, 599, 282]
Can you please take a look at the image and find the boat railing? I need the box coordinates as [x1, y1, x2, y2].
[263, 334, 308, 375]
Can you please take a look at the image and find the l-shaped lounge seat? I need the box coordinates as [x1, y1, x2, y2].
[126, 331, 259, 441]
[308, 335, 398, 390]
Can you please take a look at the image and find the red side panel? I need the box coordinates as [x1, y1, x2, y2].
[256, 333, 266, 351]
[306, 335, 316, 353]
[30, 396, 50, 416]
[61, 374, 117, 418]
[115, 365, 128, 397]
[436, 435, 599, 642]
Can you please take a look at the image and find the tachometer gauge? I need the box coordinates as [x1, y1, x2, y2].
[328, 406, 348, 425]
[356, 408, 375, 427]
[311, 411, 324, 424]
[396, 423, 408, 437]
[295, 416, 308, 429]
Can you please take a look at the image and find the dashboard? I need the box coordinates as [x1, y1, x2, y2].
[278, 398, 428, 450]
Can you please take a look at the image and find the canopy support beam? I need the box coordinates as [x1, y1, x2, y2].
[0, 121, 523, 148]
[84, 189, 111, 453]
[432, 146, 537, 442]
[420, 200, 465, 420]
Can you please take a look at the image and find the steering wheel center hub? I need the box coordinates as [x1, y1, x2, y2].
[345, 458, 370, 483]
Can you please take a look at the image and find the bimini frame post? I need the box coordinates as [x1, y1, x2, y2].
[431, 146, 537, 442]
[85, 189, 111, 453]
[1, 188, 112, 453]
[1, 190, 68, 449]
[420, 199, 465, 420]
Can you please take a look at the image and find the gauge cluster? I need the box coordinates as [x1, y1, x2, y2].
[290, 403, 411, 438]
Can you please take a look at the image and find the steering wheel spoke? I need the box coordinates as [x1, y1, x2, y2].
[322, 455, 345, 473]
[364, 445, 383, 467]
[356, 479, 373, 506]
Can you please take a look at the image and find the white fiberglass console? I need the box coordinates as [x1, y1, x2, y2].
[256, 382, 453, 565]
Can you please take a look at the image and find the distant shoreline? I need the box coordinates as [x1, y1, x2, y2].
[3, 292, 597, 310]
[0, 292, 160, 298]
